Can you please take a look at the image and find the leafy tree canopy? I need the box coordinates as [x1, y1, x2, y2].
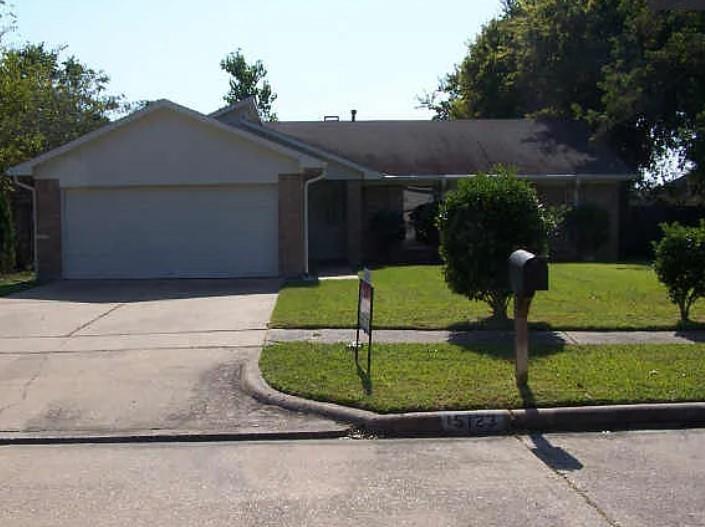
[221, 49, 278, 121]
[421, 0, 705, 191]
[0, 0, 16, 45]
[0, 43, 124, 189]
[0, 35, 126, 272]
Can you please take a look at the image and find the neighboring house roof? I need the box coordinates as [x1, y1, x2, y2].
[7, 99, 323, 176]
[651, 174, 704, 206]
[265, 119, 634, 177]
[209, 96, 262, 125]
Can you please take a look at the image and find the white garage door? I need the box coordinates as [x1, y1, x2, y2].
[63, 185, 278, 278]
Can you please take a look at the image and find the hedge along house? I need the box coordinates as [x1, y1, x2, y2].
[7, 98, 635, 281]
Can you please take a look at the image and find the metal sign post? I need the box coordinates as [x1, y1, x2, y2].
[508, 250, 549, 386]
[354, 268, 374, 376]
[513, 295, 533, 385]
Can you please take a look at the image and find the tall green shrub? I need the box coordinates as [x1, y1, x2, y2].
[653, 220, 705, 323]
[437, 167, 551, 321]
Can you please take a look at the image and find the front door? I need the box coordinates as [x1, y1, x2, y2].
[308, 181, 347, 263]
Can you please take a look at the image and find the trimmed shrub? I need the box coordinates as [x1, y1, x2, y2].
[653, 220, 705, 323]
[565, 203, 610, 260]
[410, 200, 440, 246]
[437, 167, 551, 321]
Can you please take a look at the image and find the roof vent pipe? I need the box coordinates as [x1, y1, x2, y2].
[351, 109, 357, 122]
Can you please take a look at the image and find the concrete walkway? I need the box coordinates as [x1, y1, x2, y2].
[268, 328, 705, 345]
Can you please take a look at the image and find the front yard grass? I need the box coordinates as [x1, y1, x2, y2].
[270, 263, 705, 330]
[0, 271, 35, 297]
[261, 342, 705, 413]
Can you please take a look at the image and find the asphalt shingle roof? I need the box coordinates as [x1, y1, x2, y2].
[266, 119, 632, 176]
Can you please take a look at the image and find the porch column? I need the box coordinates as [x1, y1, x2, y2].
[35, 179, 62, 281]
[278, 174, 306, 277]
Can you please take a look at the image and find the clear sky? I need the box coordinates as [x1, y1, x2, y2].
[9, 0, 502, 121]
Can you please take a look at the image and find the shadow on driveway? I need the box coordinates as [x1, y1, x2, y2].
[3, 278, 282, 304]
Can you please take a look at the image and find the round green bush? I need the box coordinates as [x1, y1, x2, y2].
[653, 220, 705, 323]
[437, 168, 550, 321]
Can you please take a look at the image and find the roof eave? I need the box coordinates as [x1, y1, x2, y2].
[381, 173, 636, 181]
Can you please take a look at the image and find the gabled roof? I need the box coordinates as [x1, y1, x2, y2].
[7, 99, 323, 176]
[238, 120, 383, 179]
[266, 119, 635, 177]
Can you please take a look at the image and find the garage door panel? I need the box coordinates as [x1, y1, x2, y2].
[63, 186, 278, 278]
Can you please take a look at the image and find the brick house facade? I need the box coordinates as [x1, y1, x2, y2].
[7, 98, 635, 280]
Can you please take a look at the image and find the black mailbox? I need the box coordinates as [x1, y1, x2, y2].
[508, 249, 548, 297]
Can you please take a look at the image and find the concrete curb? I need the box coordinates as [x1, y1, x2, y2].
[244, 351, 705, 437]
[0, 428, 350, 446]
[241, 348, 376, 427]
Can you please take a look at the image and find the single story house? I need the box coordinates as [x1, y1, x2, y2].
[7, 98, 635, 280]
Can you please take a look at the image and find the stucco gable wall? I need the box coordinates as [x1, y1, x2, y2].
[34, 107, 300, 187]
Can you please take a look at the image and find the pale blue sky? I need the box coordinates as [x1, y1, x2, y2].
[10, 1, 502, 121]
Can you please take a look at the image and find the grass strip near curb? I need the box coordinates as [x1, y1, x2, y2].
[260, 342, 705, 413]
[0, 272, 36, 297]
[270, 263, 705, 330]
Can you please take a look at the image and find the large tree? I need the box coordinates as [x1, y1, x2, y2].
[422, 0, 705, 190]
[0, 0, 15, 44]
[0, 42, 125, 271]
[221, 49, 277, 121]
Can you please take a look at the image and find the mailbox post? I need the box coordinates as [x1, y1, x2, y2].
[508, 250, 549, 386]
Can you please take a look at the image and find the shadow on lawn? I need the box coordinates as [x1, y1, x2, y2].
[519, 383, 537, 407]
[0, 278, 36, 297]
[355, 360, 372, 395]
[447, 336, 568, 360]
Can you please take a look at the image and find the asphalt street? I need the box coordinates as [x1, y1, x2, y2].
[1, 429, 703, 526]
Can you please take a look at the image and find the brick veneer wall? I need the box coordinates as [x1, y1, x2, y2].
[278, 171, 325, 277]
[35, 179, 62, 280]
[278, 174, 305, 276]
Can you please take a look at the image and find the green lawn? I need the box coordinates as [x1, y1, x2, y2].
[0, 271, 35, 297]
[261, 342, 705, 413]
[270, 263, 705, 330]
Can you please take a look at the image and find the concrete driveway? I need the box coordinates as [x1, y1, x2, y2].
[0, 279, 343, 437]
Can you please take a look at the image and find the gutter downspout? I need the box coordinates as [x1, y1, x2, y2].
[303, 172, 325, 277]
[12, 176, 38, 273]
[574, 175, 582, 206]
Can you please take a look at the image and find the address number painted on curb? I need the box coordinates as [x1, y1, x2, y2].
[441, 413, 509, 435]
